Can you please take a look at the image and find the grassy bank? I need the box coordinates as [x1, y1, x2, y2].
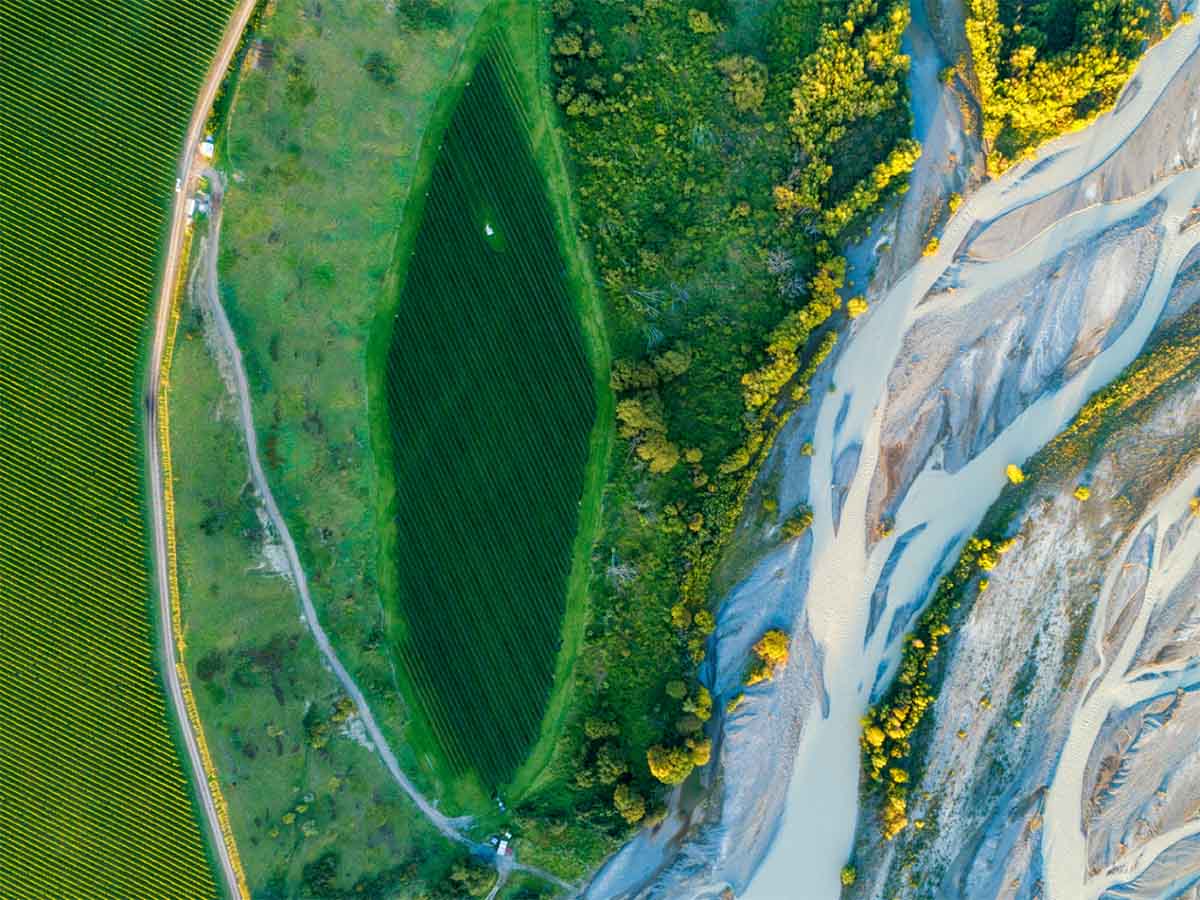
[207, 0, 493, 813]
[170, 226, 467, 895]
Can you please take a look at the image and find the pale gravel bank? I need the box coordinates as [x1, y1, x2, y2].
[582, 7, 1200, 899]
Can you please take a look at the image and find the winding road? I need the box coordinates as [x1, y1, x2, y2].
[145, 2, 260, 896]
[146, 6, 573, 891]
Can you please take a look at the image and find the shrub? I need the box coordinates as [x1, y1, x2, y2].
[583, 716, 620, 740]
[782, 505, 814, 538]
[647, 744, 694, 784]
[687, 9, 719, 34]
[745, 628, 790, 685]
[716, 56, 768, 113]
[613, 783, 646, 824]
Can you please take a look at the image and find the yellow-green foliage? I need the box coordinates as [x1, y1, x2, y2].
[1034, 302, 1200, 474]
[742, 259, 845, 408]
[776, 0, 912, 220]
[687, 8, 719, 34]
[822, 139, 922, 235]
[860, 536, 1009, 838]
[965, 0, 1002, 110]
[782, 505, 814, 538]
[613, 783, 646, 824]
[716, 55, 768, 113]
[647, 743, 696, 784]
[965, 0, 1164, 168]
[847, 296, 870, 318]
[613, 353, 696, 473]
[745, 628, 790, 685]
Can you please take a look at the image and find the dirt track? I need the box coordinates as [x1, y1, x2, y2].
[144, 2, 267, 896]
[147, 13, 572, 891]
[192, 166, 574, 894]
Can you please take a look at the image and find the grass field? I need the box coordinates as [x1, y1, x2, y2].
[379, 44, 597, 786]
[167, 0, 511, 888]
[0, 0, 239, 896]
[208, 0, 492, 812]
[168, 234, 466, 897]
[197, 0, 608, 818]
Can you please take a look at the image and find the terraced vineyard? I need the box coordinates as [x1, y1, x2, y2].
[0, 0, 235, 896]
[381, 44, 598, 786]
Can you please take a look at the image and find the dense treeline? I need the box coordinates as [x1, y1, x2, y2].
[512, 0, 918, 876]
[964, 0, 1178, 168]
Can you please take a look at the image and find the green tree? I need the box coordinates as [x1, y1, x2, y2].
[613, 783, 646, 824]
[449, 859, 496, 898]
[594, 743, 629, 784]
[782, 505, 813, 538]
[716, 56, 768, 113]
[647, 744, 695, 785]
[583, 716, 620, 740]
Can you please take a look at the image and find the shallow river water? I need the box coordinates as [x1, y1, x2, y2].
[743, 17, 1200, 900]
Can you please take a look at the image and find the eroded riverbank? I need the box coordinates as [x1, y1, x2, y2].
[585, 7, 1200, 898]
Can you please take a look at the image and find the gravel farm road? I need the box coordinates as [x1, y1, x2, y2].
[145, 2, 260, 897]
[195, 169, 575, 895]
[147, 5, 575, 896]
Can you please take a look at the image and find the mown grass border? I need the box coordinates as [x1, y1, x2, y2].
[364, 0, 613, 810]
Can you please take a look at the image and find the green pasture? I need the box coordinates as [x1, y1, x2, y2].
[380, 45, 597, 787]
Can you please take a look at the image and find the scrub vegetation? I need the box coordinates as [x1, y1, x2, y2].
[963, 0, 1179, 168]
[0, 1, 238, 896]
[859, 298, 1200, 843]
[504, 0, 921, 877]
[169, 269, 473, 896]
[380, 46, 597, 786]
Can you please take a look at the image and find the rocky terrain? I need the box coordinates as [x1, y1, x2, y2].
[584, 5, 1200, 898]
[850, 360, 1200, 900]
